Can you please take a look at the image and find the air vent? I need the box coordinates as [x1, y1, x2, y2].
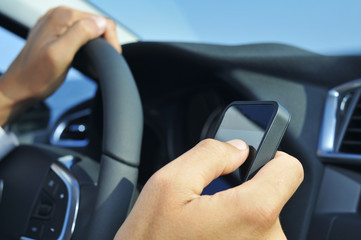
[339, 96, 361, 154]
[50, 109, 91, 148]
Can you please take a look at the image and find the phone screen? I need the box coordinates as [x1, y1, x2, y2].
[212, 101, 290, 183]
[214, 104, 275, 151]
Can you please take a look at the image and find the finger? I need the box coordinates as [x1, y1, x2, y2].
[70, 10, 121, 52]
[28, 7, 89, 43]
[160, 139, 249, 195]
[31, 7, 121, 55]
[52, 16, 107, 63]
[39, 7, 80, 37]
[232, 151, 303, 217]
[103, 18, 122, 53]
[48, 7, 120, 52]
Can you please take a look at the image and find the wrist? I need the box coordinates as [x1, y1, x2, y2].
[0, 74, 16, 126]
[0, 73, 32, 126]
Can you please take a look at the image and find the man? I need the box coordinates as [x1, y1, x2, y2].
[0, 7, 303, 239]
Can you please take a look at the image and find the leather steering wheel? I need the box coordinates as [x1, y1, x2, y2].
[78, 38, 143, 239]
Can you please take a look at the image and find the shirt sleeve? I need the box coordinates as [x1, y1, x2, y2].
[0, 126, 19, 160]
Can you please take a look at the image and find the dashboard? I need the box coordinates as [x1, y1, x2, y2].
[3, 22, 361, 239]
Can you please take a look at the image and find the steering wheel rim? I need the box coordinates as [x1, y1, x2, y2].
[79, 38, 143, 239]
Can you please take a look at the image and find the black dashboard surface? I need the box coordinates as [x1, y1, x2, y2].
[122, 42, 361, 240]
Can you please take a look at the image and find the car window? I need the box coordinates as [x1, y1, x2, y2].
[88, 0, 361, 55]
[0, 27, 24, 73]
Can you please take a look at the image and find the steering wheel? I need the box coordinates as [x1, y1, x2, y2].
[81, 38, 143, 239]
[0, 38, 143, 240]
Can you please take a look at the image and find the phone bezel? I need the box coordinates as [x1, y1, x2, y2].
[213, 101, 291, 182]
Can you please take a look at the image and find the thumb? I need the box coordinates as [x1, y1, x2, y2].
[160, 139, 249, 196]
[53, 16, 107, 61]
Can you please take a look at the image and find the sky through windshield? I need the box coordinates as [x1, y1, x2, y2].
[89, 0, 361, 55]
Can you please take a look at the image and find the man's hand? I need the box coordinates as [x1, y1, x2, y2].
[115, 139, 303, 240]
[0, 6, 120, 125]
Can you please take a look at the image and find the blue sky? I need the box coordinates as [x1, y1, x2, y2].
[1, 0, 361, 69]
[90, 0, 361, 54]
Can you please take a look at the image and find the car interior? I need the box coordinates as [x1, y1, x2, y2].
[2, 2, 361, 240]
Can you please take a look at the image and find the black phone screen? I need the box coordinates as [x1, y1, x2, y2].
[214, 104, 275, 151]
[212, 101, 290, 183]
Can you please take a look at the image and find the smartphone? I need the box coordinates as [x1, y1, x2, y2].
[213, 101, 291, 182]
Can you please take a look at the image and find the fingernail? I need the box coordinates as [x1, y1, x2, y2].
[91, 16, 107, 34]
[227, 139, 248, 151]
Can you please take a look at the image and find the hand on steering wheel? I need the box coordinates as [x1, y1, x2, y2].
[0, 6, 120, 126]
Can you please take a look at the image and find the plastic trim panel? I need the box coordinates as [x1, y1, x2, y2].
[318, 78, 361, 161]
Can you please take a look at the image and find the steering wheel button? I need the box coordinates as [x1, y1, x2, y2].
[43, 171, 61, 198]
[32, 191, 54, 220]
[59, 193, 65, 199]
[48, 180, 55, 188]
[42, 225, 61, 239]
[38, 204, 53, 218]
[25, 219, 44, 239]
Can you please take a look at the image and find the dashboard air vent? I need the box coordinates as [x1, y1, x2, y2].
[50, 109, 91, 148]
[339, 96, 361, 154]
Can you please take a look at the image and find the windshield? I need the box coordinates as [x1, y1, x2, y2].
[88, 0, 361, 55]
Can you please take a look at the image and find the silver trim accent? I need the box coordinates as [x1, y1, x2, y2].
[58, 155, 79, 170]
[0, 179, 4, 208]
[50, 109, 91, 148]
[51, 163, 80, 240]
[318, 78, 361, 159]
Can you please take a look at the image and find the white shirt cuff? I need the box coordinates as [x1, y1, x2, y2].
[0, 126, 19, 160]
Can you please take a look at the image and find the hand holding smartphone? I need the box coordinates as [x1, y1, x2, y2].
[213, 101, 290, 182]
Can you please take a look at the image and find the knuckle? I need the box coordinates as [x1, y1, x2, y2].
[198, 138, 223, 151]
[279, 152, 304, 183]
[77, 19, 96, 37]
[148, 170, 174, 191]
[245, 204, 279, 230]
[49, 6, 74, 22]
[107, 18, 116, 29]
[256, 206, 279, 228]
